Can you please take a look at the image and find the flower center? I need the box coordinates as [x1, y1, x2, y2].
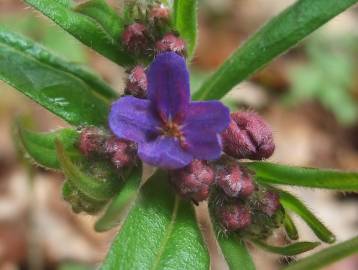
[161, 120, 182, 138]
[158, 120, 188, 148]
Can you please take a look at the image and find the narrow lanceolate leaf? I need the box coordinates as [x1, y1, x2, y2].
[56, 141, 121, 202]
[283, 236, 358, 270]
[0, 29, 110, 126]
[278, 190, 335, 244]
[172, 0, 198, 58]
[193, 0, 358, 100]
[18, 126, 80, 170]
[101, 170, 210, 270]
[246, 162, 358, 191]
[0, 29, 117, 99]
[217, 236, 256, 270]
[95, 167, 142, 232]
[25, 0, 134, 65]
[251, 239, 319, 256]
[283, 213, 299, 240]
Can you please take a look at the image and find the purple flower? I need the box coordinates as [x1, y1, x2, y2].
[109, 52, 230, 169]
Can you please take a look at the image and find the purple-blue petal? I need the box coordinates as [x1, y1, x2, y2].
[183, 101, 230, 133]
[183, 129, 223, 160]
[109, 96, 160, 143]
[138, 136, 193, 169]
[180, 101, 230, 160]
[147, 52, 190, 122]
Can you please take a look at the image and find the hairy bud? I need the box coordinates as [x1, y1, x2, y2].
[149, 5, 170, 23]
[122, 23, 149, 54]
[170, 160, 215, 203]
[78, 127, 106, 157]
[125, 66, 147, 98]
[221, 112, 275, 160]
[261, 191, 280, 217]
[215, 162, 255, 198]
[217, 202, 251, 231]
[104, 136, 137, 169]
[155, 33, 186, 56]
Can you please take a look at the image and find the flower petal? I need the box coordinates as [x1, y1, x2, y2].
[109, 96, 160, 143]
[183, 130, 223, 160]
[138, 136, 193, 169]
[180, 101, 229, 160]
[183, 101, 230, 133]
[147, 52, 190, 122]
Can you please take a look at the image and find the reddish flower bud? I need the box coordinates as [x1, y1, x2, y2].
[78, 127, 106, 156]
[149, 5, 170, 23]
[217, 202, 251, 231]
[216, 162, 255, 198]
[221, 111, 275, 160]
[261, 191, 280, 217]
[170, 160, 215, 203]
[124, 66, 147, 98]
[104, 136, 137, 169]
[122, 23, 149, 54]
[155, 33, 186, 56]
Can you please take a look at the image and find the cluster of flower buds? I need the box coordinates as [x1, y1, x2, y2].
[168, 157, 255, 203]
[121, 4, 187, 99]
[78, 127, 137, 170]
[210, 185, 283, 239]
[167, 110, 279, 238]
[121, 5, 186, 56]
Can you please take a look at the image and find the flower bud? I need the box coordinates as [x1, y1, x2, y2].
[124, 66, 147, 98]
[155, 33, 186, 56]
[104, 136, 137, 169]
[78, 127, 106, 157]
[261, 191, 280, 217]
[122, 23, 149, 54]
[217, 202, 251, 231]
[221, 112, 275, 160]
[215, 162, 255, 198]
[149, 5, 170, 23]
[170, 160, 214, 203]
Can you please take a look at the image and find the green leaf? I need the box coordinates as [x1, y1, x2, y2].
[0, 29, 110, 126]
[283, 236, 358, 270]
[75, 0, 124, 41]
[95, 167, 142, 232]
[173, 0, 198, 58]
[278, 190, 335, 244]
[0, 28, 117, 99]
[246, 162, 358, 191]
[18, 126, 80, 169]
[25, 0, 134, 65]
[193, 0, 358, 100]
[56, 140, 121, 202]
[283, 213, 299, 240]
[218, 236, 256, 270]
[101, 170, 210, 270]
[251, 239, 319, 256]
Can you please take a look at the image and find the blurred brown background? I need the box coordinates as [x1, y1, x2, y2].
[0, 0, 357, 269]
